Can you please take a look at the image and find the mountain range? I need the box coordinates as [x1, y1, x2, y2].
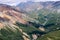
[0, 1, 60, 40]
[17, 1, 60, 12]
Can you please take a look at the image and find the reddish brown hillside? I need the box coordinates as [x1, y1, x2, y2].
[0, 4, 27, 26]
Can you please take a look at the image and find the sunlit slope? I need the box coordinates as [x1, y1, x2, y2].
[37, 30, 60, 40]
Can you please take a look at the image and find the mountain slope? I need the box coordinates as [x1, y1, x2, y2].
[37, 30, 60, 40]
[0, 4, 45, 40]
[0, 1, 60, 40]
[0, 4, 28, 27]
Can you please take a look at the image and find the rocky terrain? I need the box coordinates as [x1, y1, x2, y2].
[0, 1, 60, 40]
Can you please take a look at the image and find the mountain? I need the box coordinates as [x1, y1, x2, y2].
[17, 1, 43, 12]
[0, 4, 45, 40]
[17, 1, 60, 12]
[51, 1, 60, 13]
[37, 30, 60, 40]
[0, 4, 32, 40]
[52, 1, 60, 8]
[0, 1, 60, 40]
[17, 1, 56, 12]
[0, 4, 28, 26]
[0, 4, 33, 36]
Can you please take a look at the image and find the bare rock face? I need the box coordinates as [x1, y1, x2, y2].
[0, 4, 28, 28]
